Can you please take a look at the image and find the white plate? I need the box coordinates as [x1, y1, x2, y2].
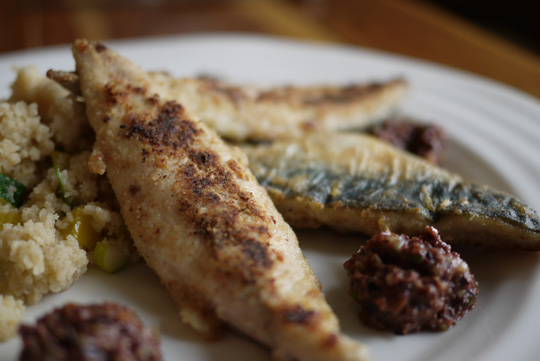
[1, 34, 540, 361]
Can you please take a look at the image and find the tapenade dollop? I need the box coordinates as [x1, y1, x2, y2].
[366, 118, 446, 164]
[18, 302, 162, 361]
[343, 226, 477, 335]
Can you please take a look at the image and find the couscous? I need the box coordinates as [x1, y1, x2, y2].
[0, 67, 137, 341]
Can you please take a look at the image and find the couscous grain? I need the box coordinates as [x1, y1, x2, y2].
[0, 67, 135, 341]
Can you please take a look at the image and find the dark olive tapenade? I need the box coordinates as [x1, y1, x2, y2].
[365, 118, 447, 164]
[343, 226, 478, 335]
[18, 302, 162, 361]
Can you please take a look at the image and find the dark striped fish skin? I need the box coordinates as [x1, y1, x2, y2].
[243, 133, 540, 250]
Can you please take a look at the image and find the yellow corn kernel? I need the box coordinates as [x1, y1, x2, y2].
[62, 207, 100, 251]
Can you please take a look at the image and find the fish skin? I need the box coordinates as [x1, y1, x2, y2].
[148, 72, 409, 141]
[72, 39, 369, 361]
[243, 132, 540, 251]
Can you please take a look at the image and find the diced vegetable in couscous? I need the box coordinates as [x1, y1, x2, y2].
[0, 202, 21, 225]
[94, 239, 131, 274]
[0, 173, 27, 207]
[61, 206, 101, 251]
[0, 67, 138, 341]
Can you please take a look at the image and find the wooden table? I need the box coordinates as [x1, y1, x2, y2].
[1, 0, 539, 99]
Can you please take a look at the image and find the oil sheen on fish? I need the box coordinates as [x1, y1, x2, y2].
[72, 40, 369, 361]
[243, 133, 540, 250]
[148, 72, 408, 141]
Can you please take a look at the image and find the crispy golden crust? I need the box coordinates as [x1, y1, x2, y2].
[48, 62, 408, 142]
[73, 39, 369, 361]
[148, 73, 409, 141]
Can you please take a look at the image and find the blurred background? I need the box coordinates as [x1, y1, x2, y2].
[425, 0, 539, 55]
[1, 0, 539, 98]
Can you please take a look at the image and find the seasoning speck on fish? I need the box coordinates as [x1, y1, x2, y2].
[343, 226, 478, 335]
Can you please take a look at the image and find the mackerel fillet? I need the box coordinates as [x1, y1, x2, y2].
[244, 133, 540, 250]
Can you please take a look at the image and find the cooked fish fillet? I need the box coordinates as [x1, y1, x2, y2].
[48, 69, 408, 142]
[148, 73, 408, 141]
[72, 39, 369, 361]
[243, 133, 540, 250]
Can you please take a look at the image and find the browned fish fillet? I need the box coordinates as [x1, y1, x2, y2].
[47, 69, 408, 142]
[149, 73, 408, 141]
[72, 39, 369, 361]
